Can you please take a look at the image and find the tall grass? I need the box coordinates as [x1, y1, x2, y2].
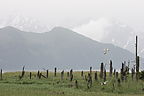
[0, 71, 144, 96]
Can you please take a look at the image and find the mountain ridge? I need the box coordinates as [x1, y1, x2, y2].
[0, 26, 135, 71]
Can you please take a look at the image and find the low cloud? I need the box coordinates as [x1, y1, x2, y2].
[73, 18, 113, 42]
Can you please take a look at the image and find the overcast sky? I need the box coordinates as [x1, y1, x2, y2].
[0, 0, 144, 31]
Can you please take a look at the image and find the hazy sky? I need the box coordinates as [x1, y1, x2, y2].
[0, 0, 143, 31]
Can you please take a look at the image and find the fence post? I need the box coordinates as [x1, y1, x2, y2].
[37, 70, 40, 78]
[109, 60, 113, 77]
[46, 70, 49, 78]
[113, 69, 116, 77]
[104, 69, 106, 82]
[54, 67, 57, 77]
[0, 69, 2, 80]
[95, 71, 98, 81]
[81, 71, 83, 77]
[61, 70, 64, 80]
[87, 73, 92, 89]
[90, 67, 92, 75]
[67, 72, 69, 77]
[116, 72, 118, 79]
[19, 66, 25, 80]
[100, 63, 104, 79]
[75, 80, 78, 88]
[30, 72, 32, 79]
[136, 56, 140, 81]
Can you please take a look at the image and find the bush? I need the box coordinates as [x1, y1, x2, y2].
[139, 70, 144, 80]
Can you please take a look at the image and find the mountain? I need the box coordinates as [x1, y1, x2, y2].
[73, 18, 144, 57]
[0, 26, 134, 71]
[1, 16, 143, 57]
[0, 15, 49, 33]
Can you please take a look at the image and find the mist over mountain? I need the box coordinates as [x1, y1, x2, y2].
[0, 15, 49, 33]
[0, 16, 143, 58]
[73, 18, 144, 57]
[0, 26, 134, 71]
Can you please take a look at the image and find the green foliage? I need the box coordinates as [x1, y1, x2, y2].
[0, 71, 144, 96]
[139, 70, 144, 80]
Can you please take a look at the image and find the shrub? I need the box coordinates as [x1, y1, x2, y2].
[139, 70, 144, 80]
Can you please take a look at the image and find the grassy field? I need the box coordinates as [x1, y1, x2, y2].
[0, 71, 144, 96]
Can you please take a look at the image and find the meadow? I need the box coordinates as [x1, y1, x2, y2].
[0, 70, 144, 96]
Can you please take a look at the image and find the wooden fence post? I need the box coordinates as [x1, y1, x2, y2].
[104, 69, 106, 82]
[121, 63, 124, 81]
[136, 56, 140, 81]
[131, 68, 135, 80]
[81, 71, 83, 77]
[87, 73, 92, 89]
[70, 69, 73, 77]
[70, 74, 73, 81]
[109, 60, 113, 77]
[54, 67, 57, 77]
[30, 72, 32, 79]
[39, 73, 42, 79]
[19, 66, 25, 80]
[113, 69, 116, 77]
[100, 63, 104, 79]
[0, 69, 2, 80]
[61, 70, 64, 80]
[95, 71, 98, 81]
[37, 70, 40, 78]
[75, 80, 78, 88]
[46, 70, 49, 78]
[90, 67, 92, 75]
[117, 78, 121, 87]
[67, 72, 69, 77]
[116, 72, 118, 79]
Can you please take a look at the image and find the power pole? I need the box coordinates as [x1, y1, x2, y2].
[136, 36, 137, 62]
[135, 36, 140, 80]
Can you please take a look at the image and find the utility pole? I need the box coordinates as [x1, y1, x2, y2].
[136, 36, 137, 63]
[135, 36, 139, 80]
